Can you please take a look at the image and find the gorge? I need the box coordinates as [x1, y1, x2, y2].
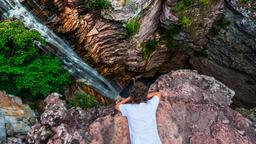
[0, 0, 256, 143]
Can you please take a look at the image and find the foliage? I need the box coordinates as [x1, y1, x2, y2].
[173, 0, 210, 12]
[68, 92, 99, 109]
[0, 20, 71, 100]
[85, 0, 109, 10]
[241, 0, 252, 4]
[236, 107, 256, 124]
[141, 39, 158, 59]
[126, 19, 140, 37]
[209, 15, 231, 35]
[173, 0, 196, 13]
[158, 25, 181, 49]
[199, 0, 209, 5]
[193, 49, 208, 57]
[162, 25, 182, 37]
[178, 16, 191, 26]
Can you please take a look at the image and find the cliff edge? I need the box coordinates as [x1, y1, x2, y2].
[27, 70, 256, 144]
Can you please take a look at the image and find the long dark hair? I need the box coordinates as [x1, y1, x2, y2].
[128, 82, 148, 104]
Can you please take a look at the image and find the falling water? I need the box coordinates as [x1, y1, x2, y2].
[0, 0, 118, 99]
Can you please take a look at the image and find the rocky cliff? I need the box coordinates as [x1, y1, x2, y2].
[26, 70, 256, 144]
[188, 0, 256, 108]
[0, 91, 37, 144]
[18, 0, 256, 107]
[160, 0, 256, 108]
[20, 0, 189, 84]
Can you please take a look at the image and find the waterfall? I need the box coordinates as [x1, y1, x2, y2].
[0, 0, 118, 99]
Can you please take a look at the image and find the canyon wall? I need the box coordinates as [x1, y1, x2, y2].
[160, 0, 256, 108]
[19, 0, 256, 107]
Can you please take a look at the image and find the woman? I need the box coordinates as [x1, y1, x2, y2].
[115, 82, 162, 144]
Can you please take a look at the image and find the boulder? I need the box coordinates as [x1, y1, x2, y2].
[27, 70, 256, 144]
[0, 91, 37, 144]
[27, 93, 115, 144]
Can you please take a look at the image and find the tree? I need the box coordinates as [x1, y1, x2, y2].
[0, 20, 71, 100]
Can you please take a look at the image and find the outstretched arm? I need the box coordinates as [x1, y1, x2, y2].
[147, 91, 161, 100]
[115, 96, 132, 112]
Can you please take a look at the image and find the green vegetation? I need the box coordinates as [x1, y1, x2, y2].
[193, 48, 208, 57]
[158, 25, 181, 49]
[241, 0, 251, 4]
[173, 0, 209, 12]
[236, 107, 256, 124]
[173, 0, 196, 13]
[68, 92, 99, 109]
[199, 0, 209, 5]
[178, 16, 191, 26]
[209, 15, 231, 35]
[85, 0, 109, 10]
[0, 20, 71, 100]
[141, 39, 158, 59]
[126, 19, 140, 37]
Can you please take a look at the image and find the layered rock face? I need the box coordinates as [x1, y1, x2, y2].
[160, 0, 225, 48]
[19, 0, 256, 106]
[189, 1, 256, 108]
[27, 70, 256, 144]
[161, 0, 256, 107]
[0, 91, 37, 144]
[20, 0, 172, 76]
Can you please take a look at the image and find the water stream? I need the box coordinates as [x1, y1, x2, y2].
[0, 0, 118, 99]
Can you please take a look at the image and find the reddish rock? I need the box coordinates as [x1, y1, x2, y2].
[20, 0, 190, 82]
[18, 0, 256, 107]
[27, 70, 256, 144]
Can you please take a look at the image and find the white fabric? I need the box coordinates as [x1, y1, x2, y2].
[119, 96, 162, 144]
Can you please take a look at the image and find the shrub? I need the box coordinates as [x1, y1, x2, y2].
[173, 0, 209, 12]
[141, 39, 157, 59]
[193, 49, 208, 57]
[0, 20, 71, 100]
[209, 15, 231, 35]
[158, 25, 181, 49]
[126, 19, 140, 37]
[178, 16, 191, 26]
[85, 0, 109, 10]
[68, 92, 99, 109]
[199, 0, 209, 5]
[173, 0, 196, 12]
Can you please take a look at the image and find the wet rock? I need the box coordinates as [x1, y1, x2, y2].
[0, 91, 37, 143]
